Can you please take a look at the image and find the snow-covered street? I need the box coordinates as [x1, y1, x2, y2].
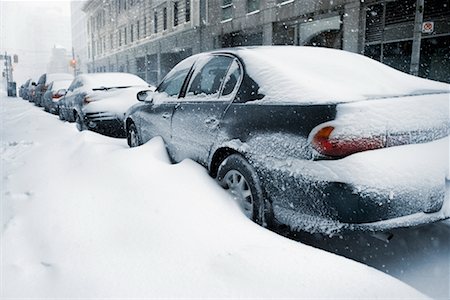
[0, 91, 448, 299]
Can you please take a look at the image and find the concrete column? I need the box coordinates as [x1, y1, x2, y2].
[157, 41, 162, 83]
[410, 0, 424, 76]
[342, 1, 361, 53]
[263, 23, 273, 45]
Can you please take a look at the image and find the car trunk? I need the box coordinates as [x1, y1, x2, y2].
[312, 92, 449, 157]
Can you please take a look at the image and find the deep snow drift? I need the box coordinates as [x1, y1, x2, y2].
[0, 92, 431, 298]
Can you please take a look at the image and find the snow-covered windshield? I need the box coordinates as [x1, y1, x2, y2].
[236, 46, 450, 104]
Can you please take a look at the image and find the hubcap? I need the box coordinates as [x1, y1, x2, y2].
[224, 170, 254, 219]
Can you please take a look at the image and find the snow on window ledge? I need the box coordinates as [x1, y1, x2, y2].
[221, 18, 233, 24]
[277, 0, 294, 7]
[246, 10, 260, 16]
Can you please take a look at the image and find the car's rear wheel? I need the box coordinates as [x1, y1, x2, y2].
[75, 113, 86, 131]
[127, 122, 141, 147]
[217, 154, 274, 228]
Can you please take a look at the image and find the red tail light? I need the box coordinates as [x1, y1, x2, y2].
[83, 96, 93, 105]
[311, 126, 385, 158]
[52, 93, 62, 99]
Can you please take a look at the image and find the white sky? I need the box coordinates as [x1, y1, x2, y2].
[0, 0, 72, 84]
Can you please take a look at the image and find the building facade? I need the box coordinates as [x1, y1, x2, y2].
[71, 0, 89, 75]
[81, 0, 450, 84]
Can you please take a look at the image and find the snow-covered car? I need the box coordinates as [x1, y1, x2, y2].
[19, 79, 31, 99]
[125, 46, 450, 234]
[27, 81, 38, 103]
[41, 79, 73, 114]
[34, 73, 74, 107]
[58, 72, 154, 136]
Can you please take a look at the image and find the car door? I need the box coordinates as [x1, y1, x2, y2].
[133, 56, 197, 145]
[170, 54, 242, 165]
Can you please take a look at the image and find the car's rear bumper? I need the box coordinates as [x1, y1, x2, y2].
[257, 137, 449, 233]
[84, 112, 126, 136]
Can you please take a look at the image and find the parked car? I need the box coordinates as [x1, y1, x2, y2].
[34, 73, 74, 107]
[58, 72, 153, 136]
[28, 81, 38, 103]
[125, 46, 450, 234]
[19, 79, 31, 99]
[42, 79, 73, 114]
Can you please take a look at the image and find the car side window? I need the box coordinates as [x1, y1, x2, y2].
[157, 56, 196, 98]
[220, 59, 242, 99]
[186, 55, 233, 99]
[68, 79, 82, 92]
[38, 75, 46, 85]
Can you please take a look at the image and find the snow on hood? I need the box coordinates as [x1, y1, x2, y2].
[81, 72, 148, 90]
[83, 85, 150, 118]
[236, 46, 450, 104]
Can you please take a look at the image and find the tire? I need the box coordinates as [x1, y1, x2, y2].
[75, 113, 87, 131]
[217, 154, 274, 228]
[58, 108, 65, 120]
[127, 122, 141, 147]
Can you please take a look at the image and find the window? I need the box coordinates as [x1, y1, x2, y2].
[173, 2, 179, 27]
[144, 16, 147, 36]
[68, 79, 83, 92]
[110, 33, 114, 49]
[163, 7, 167, 30]
[124, 26, 127, 44]
[157, 56, 196, 97]
[222, 0, 233, 21]
[117, 0, 127, 13]
[185, 0, 191, 22]
[186, 55, 234, 98]
[221, 59, 241, 98]
[137, 20, 140, 39]
[118, 30, 122, 46]
[247, 0, 259, 13]
[130, 24, 134, 42]
[154, 11, 158, 33]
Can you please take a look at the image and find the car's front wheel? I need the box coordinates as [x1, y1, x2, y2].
[127, 122, 141, 147]
[217, 154, 274, 228]
[58, 108, 65, 120]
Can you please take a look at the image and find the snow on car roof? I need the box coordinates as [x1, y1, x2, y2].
[232, 46, 450, 104]
[51, 79, 72, 91]
[79, 72, 148, 89]
[47, 73, 74, 83]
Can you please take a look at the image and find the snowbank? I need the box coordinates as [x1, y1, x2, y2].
[1, 96, 427, 298]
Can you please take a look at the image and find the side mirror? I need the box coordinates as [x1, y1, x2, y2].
[137, 90, 154, 102]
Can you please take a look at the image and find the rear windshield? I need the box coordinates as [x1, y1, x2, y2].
[237, 46, 449, 104]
